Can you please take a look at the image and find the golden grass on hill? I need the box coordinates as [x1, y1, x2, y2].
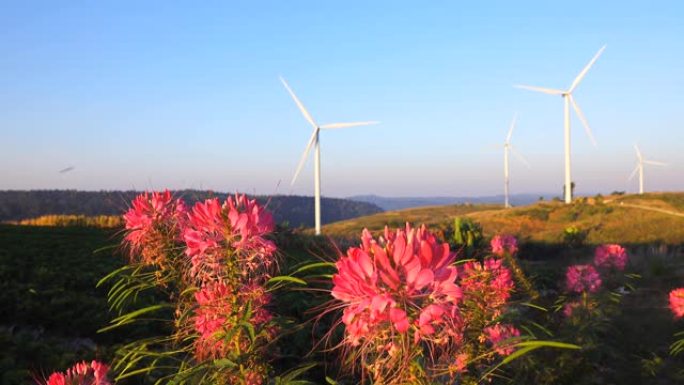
[8, 214, 123, 228]
[322, 193, 684, 245]
[321, 203, 502, 238]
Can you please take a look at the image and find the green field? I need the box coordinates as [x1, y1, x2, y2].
[0, 225, 124, 384]
[2, 194, 684, 384]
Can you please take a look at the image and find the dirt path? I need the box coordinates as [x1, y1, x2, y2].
[607, 201, 684, 218]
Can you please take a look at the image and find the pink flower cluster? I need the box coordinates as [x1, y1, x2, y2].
[565, 264, 602, 293]
[42, 361, 110, 385]
[562, 244, 631, 320]
[460, 257, 515, 318]
[184, 195, 276, 368]
[331, 225, 462, 346]
[183, 195, 276, 282]
[562, 300, 582, 317]
[193, 282, 273, 360]
[490, 234, 518, 256]
[330, 224, 520, 383]
[122, 192, 278, 381]
[669, 288, 684, 319]
[594, 244, 628, 271]
[123, 190, 187, 266]
[564, 244, 630, 295]
[484, 323, 521, 355]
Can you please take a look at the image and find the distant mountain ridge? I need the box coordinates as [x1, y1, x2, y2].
[348, 194, 547, 211]
[0, 190, 383, 228]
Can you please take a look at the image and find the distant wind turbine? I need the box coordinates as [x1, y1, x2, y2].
[502, 113, 529, 208]
[280, 77, 379, 235]
[515, 45, 606, 204]
[629, 144, 667, 194]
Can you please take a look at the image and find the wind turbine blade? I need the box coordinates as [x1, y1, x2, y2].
[506, 113, 517, 143]
[644, 160, 668, 167]
[280, 77, 318, 129]
[569, 95, 597, 146]
[320, 121, 380, 129]
[483, 143, 503, 151]
[514, 84, 564, 95]
[291, 128, 319, 186]
[634, 144, 642, 160]
[509, 145, 531, 168]
[568, 45, 606, 93]
[628, 165, 639, 181]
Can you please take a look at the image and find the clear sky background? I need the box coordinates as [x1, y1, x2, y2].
[1, 1, 682, 197]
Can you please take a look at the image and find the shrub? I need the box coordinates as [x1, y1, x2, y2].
[447, 217, 484, 258]
[563, 226, 587, 248]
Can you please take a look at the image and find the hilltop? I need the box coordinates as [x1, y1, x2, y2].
[0, 190, 382, 228]
[323, 192, 684, 245]
[348, 193, 545, 211]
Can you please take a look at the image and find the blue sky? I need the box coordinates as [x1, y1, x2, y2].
[1, 1, 683, 197]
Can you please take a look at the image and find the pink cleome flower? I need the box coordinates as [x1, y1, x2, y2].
[459, 257, 515, 317]
[193, 281, 273, 360]
[483, 323, 520, 356]
[669, 288, 684, 319]
[42, 360, 111, 385]
[565, 264, 602, 294]
[490, 234, 518, 257]
[593, 244, 628, 271]
[331, 224, 463, 346]
[562, 300, 582, 318]
[244, 370, 265, 385]
[183, 194, 276, 282]
[123, 190, 187, 265]
[452, 352, 469, 374]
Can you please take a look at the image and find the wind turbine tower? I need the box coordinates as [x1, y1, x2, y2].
[629, 144, 667, 195]
[515, 45, 605, 204]
[280, 77, 379, 235]
[502, 113, 529, 208]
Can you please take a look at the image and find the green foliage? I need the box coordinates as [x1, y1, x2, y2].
[3, 215, 684, 385]
[0, 225, 129, 385]
[562, 226, 586, 248]
[515, 207, 551, 221]
[448, 217, 484, 258]
[671, 331, 684, 356]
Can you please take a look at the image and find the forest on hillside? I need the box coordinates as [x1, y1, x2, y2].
[0, 190, 382, 227]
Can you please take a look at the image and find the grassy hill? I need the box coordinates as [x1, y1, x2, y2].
[320, 203, 502, 238]
[322, 192, 684, 245]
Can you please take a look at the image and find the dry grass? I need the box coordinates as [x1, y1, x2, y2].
[320, 203, 501, 238]
[322, 193, 684, 245]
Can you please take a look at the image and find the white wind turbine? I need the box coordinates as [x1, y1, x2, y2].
[629, 144, 667, 195]
[280, 77, 379, 235]
[515, 45, 606, 204]
[502, 113, 530, 208]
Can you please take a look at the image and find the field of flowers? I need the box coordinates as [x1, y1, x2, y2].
[2, 191, 683, 385]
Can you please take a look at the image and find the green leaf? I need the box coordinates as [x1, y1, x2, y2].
[268, 276, 307, 286]
[277, 363, 317, 384]
[213, 358, 237, 368]
[530, 321, 554, 337]
[291, 262, 336, 275]
[97, 265, 132, 288]
[520, 302, 548, 312]
[501, 345, 538, 364]
[99, 304, 170, 332]
[513, 340, 581, 350]
[454, 258, 477, 265]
